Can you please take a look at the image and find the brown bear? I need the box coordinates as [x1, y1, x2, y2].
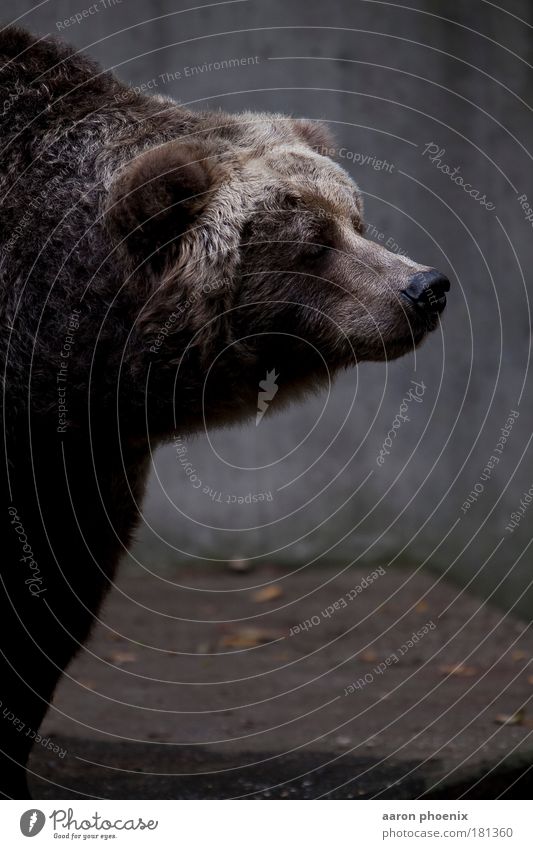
[0, 26, 448, 798]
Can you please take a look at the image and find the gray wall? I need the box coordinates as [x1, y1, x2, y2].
[7, 0, 533, 615]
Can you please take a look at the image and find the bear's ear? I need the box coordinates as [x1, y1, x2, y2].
[292, 119, 335, 154]
[106, 140, 218, 262]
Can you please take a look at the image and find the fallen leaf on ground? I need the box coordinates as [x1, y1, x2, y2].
[105, 632, 125, 642]
[106, 651, 137, 665]
[220, 628, 279, 649]
[439, 663, 478, 677]
[512, 650, 528, 662]
[360, 650, 378, 663]
[194, 642, 213, 654]
[228, 558, 252, 573]
[527, 675, 533, 685]
[415, 600, 429, 612]
[495, 709, 525, 726]
[252, 585, 283, 603]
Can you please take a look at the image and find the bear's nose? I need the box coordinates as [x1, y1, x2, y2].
[402, 270, 450, 313]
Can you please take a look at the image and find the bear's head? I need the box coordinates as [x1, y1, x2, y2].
[106, 113, 449, 432]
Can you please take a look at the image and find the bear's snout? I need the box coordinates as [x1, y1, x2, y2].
[401, 269, 450, 315]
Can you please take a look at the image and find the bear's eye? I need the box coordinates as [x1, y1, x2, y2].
[304, 224, 335, 258]
[305, 240, 330, 258]
[302, 218, 337, 258]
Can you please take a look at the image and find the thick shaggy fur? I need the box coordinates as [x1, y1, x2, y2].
[0, 26, 442, 798]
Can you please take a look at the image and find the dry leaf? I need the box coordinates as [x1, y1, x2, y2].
[495, 709, 525, 726]
[360, 650, 378, 663]
[194, 642, 213, 655]
[415, 600, 429, 613]
[105, 632, 124, 642]
[107, 651, 137, 665]
[512, 650, 528, 662]
[220, 628, 278, 649]
[252, 585, 283, 603]
[527, 675, 533, 685]
[228, 558, 252, 573]
[439, 663, 478, 677]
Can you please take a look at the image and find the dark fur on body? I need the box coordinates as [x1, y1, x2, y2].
[0, 27, 443, 797]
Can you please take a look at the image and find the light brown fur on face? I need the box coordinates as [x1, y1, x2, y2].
[222, 118, 445, 367]
[105, 112, 448, 431]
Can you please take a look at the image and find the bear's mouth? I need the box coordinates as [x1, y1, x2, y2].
[382, 310, 442, 360]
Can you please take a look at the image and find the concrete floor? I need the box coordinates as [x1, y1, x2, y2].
[29, 561, 533, 799]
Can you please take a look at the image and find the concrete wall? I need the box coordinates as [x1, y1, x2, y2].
[6, 0, 533, 615]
